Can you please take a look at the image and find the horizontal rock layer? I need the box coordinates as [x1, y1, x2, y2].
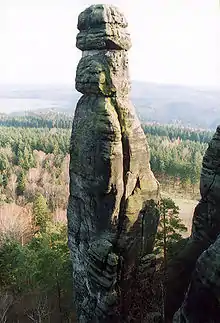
[68, 4, 159, 322]
[76, 4, 131, 50]
[76, 50, 130, 96]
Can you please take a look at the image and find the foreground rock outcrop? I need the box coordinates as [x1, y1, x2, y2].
[165, 126, 220, 322]
[67, 4, 159, 322]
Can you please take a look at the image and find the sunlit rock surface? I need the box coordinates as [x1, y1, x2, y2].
[67, 4, 159, 322]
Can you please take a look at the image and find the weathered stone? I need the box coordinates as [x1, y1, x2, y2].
[76, 4, 131, 51]
[173, 235, 220, 322]
[191, 125, 220, 244]
[76, 51, 130, 96]
[138, 254, 157, 283]
[200, 125, 220, 203]
[165, 126, 220, 322]
[144, 312, 162, 323]
[67, 4, 159, 322]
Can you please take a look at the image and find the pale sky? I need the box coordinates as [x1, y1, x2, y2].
[1, 0, 220, 88]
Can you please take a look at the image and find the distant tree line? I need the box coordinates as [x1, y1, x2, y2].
[147, 133, 207, 192]
[0, 127, 71, 158]
[0, 115, 73, 129]
[0, 116, 215, 145]
[143, 123, 214, 144]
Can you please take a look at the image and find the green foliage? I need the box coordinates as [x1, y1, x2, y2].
[0, 153, 10, 172]
[15, 143, 36, 170]
[0, 150, 11, 190]
[155, 198, 187, 264]
[16, 170, 26, 196]
[148, 134, 207, 188]
[1, 116, 213, 144]
[0, 115, 73, 129]
[143, 123, 213, 144]
[33, 194, 51, 232]
[0, 173, 8, 190]
[0, 122, 210, 192]
[0, 238, 40, 294]
[0, 223, 72, 298]
[0, 239, 23, 291]
[28, 223, 72, 295]
[0, 126, 71, 159]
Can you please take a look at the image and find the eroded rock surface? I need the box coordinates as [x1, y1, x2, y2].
[165, 126, 220, 322]
[67, 4, 159, 322]
[173, 235, 220, 322]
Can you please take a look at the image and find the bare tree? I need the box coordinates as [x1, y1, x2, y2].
[0, 204, 32, 246]
[0, 291, 13, 323]
[25, 295, 51, 323]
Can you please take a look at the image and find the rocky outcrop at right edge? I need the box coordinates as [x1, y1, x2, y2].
[192, 125, 220, 243]
[173, 235, 220, 322]
[165, 126, 220, 322]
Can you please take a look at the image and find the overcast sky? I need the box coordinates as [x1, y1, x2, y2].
[1, 0, 220, 88]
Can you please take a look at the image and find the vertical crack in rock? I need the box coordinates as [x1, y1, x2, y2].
[113, 98, 130, 241]
[67, 4, 160, 322]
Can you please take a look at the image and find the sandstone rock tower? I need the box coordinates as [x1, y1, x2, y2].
[165, 126, 220, 322]
[67, 5, 159, 322]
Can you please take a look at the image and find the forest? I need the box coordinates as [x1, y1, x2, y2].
[0, 115, 213, 321]
[0, 116, 212, 201]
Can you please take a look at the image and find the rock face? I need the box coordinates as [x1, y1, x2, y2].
[173, 235, 220, 322]
[192, 125, 220, 244]
[165, 126, 220, 322]
[67, 4, 159, 322]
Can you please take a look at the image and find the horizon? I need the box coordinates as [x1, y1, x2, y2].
[1, 79, 220, 115]
[1, 80, 220, 91]
[1, 0, 220, 88]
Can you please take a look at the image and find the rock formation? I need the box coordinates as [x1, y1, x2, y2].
[165, 126, 220, 322]
[173, 235, 220, 322]
[67, 4, 159, 322]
